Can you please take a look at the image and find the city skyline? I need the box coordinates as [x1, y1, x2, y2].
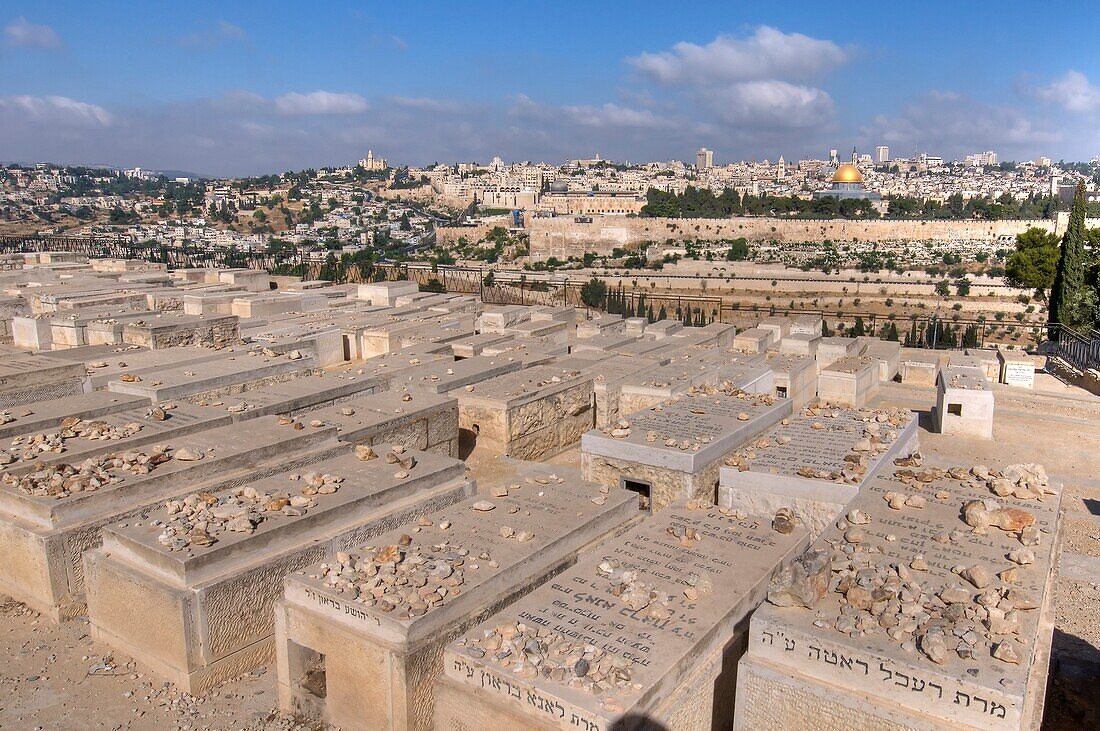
[2, 1, 1099, 176]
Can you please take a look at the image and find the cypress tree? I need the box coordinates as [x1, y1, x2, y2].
[1050, 180, 1088, 326]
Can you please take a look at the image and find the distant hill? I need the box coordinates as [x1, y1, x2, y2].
[154, 169, 206, 180]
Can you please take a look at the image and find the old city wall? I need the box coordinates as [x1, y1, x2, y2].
[519, 216, 1055, 259]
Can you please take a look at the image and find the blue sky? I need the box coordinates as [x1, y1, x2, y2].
[1, 1, 1098, 176]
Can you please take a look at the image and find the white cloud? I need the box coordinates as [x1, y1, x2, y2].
[274, 91, 369, 115]
[1032, 70, 1100, 113]
[560, 102, 675, 129]
[0, 95, 112, 126]
[860, 91, 1060, 159]
[705, 80, 834, 128]
[3, 17, 63, 49]
[629, 26, 849, 86]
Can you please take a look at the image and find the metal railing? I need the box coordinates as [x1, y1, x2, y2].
[1049, 324, 1100, 373]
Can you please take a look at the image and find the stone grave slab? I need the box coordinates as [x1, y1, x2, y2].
[276, 476, 638, 731]
[733, 327, 773, 353]
[763, 353, 817, 409]
[435, 500, 809, 731]
[479, 305, 532, 334]
[997, 349, 1035, 389]
[780, 332, 820, 358]
[818, 356, 879, 408]
[107, 350, 315, 402]
[576, 315, 625, 339]
[0, 353, 89, 409]
[571, 333, 640, 355]
[0, 401, 233, 479]
[758, 316, 792, 343]
[718, 406, 918, 535]
[454, 365, 595, 461]
[617, 350, 763, 415]
[0, 416, 340, 620]
[0, 391, 149, 441]
[936, 366, 995, 439]
[582, 388, 792, 512]
[390, 355, 522, 395]
[900, 351, 941, 386]
[645, 320, 683, 340]
[861, 338, 902, 382]
[121, 314, 240, 349]
[295, 389, 459, 457]
[791, 315, 824, 336]
[357, 281, 423, 306]
[964, 349, 1002, 382]
[85, 444, 473, 695]
[816, 337, 863, 369]
[449, 333, 515, 359]
[734, 459, 1062, 731]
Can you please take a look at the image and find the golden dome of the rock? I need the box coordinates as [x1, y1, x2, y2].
[831, 163, 863, 184]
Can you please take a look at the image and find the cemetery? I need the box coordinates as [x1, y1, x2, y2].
[0, 255, 1092, 731]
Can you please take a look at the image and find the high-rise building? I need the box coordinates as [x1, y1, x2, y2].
[963, 151, 998, 167]
[875, 146, 890, 163]
[829, 149, 839, 165]
[695, 147, 714, 171]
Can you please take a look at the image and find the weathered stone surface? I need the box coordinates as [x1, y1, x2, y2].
[734, 459, 1063, 731]
[436, 501, 808, 730]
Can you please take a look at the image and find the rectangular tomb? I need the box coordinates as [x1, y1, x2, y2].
[0, 416, 340, 620]
[0, 354, 89, 409]
[818, 356, 879, 408]
[454, 365, 595, 461]
[84, 444, 473, 695]
[936, 365, 995, 439]
[733, 327, 774, 353]
[276, 477, 638, 731]
[298, 389, 460, 457]
[582, 388, 792, 512]
[734, 460, 1063, 731]
[763, 353, 818, 409]
[434, 500, 809, 731]
[106, 350, 315, 403]
[718, 406, 918, 535]
[900, 351, 941, 386]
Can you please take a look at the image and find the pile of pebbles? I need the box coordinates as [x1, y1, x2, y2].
[2, 444, 172, 499]
[726, 407, 910, 484]
[457, 620, 638, 710]
[0, 417, 145, 465]
[773, 461, 1050, 668]
[154, 470, 344, 550]
[311, 534, 474, 618]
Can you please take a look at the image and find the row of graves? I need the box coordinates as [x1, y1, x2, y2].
[0, 259, 1058, 730]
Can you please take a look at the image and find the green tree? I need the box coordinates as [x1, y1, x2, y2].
[1050, 181, 1089, 326]
[1005, 227, 1059, 294]
[934, 280, 951, 297]
[954, 278, 971, 297]
[580, 277, 608, 309]
[421, 278, 446, 293]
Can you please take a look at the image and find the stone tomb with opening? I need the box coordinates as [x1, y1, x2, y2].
[84, 444, 473, 694]
[276, 476, 638, 731]
[582, 389, 792, 512]
[454, 365, 594, 461]
[936, 365, 995, 439]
